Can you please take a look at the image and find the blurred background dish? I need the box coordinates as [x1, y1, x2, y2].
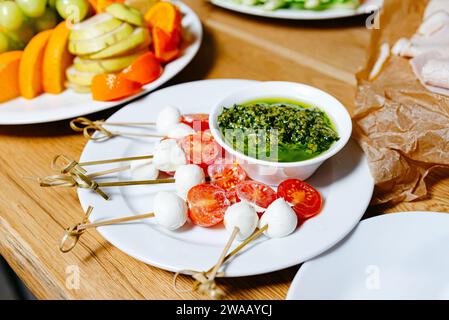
[287, 211, 449, 300]
[210, 0, 383, 20]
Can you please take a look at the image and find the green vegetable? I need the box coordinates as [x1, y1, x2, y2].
[233, 0, 360, 11]
[217, 100, 339, 162]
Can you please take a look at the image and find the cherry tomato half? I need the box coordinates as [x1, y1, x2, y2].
[207, 162, 246, 191]
[225, 189, 240, 204]
[187, 183, 230, 227]
[236, 180, 277, 211]
[178, 130, 222, 171]
[277, 179, 322, 220]
[181, 113, 210, 131]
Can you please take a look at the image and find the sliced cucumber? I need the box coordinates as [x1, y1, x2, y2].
[69, 22, 134, 55]
[86, 27, 149, 60]
[125, 0, 159, 15]
[73, 49, 147, 73]
[106, 3, 144, 27]
[66, 66, 98, 86]
[69, 13, 122, 41]
[65, 81, 91, 93]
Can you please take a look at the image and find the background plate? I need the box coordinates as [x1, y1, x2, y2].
[0, 1, 202, 125]
[210, 0, 383, 20]
[287, 211, 449, 300]
[77, 79, 374, 277]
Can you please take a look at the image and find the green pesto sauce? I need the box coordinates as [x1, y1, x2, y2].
[217, 99, 339, 162]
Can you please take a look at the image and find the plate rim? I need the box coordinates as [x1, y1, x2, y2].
[77, 78, 375, 277]
[0, 0, 203, 125]
[286, 211, 449, 300]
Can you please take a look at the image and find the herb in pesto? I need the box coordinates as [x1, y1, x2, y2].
[217, 101, 339, 162]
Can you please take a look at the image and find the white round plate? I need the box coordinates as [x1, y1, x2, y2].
[77, 79, 374, 277]
[0, 1, 202, 125]
[210, 0, 382, 20]
[287, 211, 449, 300]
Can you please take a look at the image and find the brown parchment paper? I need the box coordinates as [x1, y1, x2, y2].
[353, 0, 449, 205]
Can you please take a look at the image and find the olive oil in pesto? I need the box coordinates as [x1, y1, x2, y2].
[217, 99, 339, 162]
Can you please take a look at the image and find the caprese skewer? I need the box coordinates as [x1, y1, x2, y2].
[70, 105, 209, 141]
[60, 191, 187, 252]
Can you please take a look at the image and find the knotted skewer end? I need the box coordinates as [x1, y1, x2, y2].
[60, 206, 93, 253]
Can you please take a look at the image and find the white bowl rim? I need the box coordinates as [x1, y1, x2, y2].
[209, 81, 353, 168]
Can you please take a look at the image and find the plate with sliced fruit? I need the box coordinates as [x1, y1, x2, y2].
[0, 0, 202, 125]
[70, 79, 374, 277]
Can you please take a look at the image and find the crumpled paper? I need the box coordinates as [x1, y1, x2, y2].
[353, 0, 449, 205]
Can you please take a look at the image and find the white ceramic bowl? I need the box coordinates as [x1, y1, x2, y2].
[209, 81, 352, 185]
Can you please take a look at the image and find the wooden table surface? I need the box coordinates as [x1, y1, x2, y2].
[0, 0, 448, 300]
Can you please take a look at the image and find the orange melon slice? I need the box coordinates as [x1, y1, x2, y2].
[144, 1, 181, 35]
[43, 21, 73, 94]
[0, 51, 23, 103]
[19, 29, 53, 99]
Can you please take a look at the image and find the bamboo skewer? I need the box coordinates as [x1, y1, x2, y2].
[197, 227, 240, 299]
[78, 213, 155, 230]
[78, 155, 153, 166]
[70, 169, 110, 200]
[51, 154, 153, 173]
[94, 178, 175, 187]
[209, 227, 239, 280]
[220, 225, 268, 266]
[38, 175, 175, 189]
[31, 165, 131, 187]
[204, 225, 268, 276]
[70, 117, 162, 141]
[70, 117, 156, 130]
[174, 225, 269, 299]
[49, 154, 141, 200]
[87, 130, 163, 141]
[37, 154, 176, 199]
[88, 165, 131, 178]
[60, 206, 155, 253]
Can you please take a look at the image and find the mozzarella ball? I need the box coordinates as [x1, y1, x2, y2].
[259, 198, 297, 238]
[156, 106, 181, 135]
[153, 139, 187, 172]
[129, 159, 159, 181]
[174, 164, 205, 200]
[166, 123, 195, 139]
[153, 191, 187, 230]
[224, 201, 259, 241]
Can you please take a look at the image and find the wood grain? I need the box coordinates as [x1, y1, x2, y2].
[0, 0, 448, 300]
